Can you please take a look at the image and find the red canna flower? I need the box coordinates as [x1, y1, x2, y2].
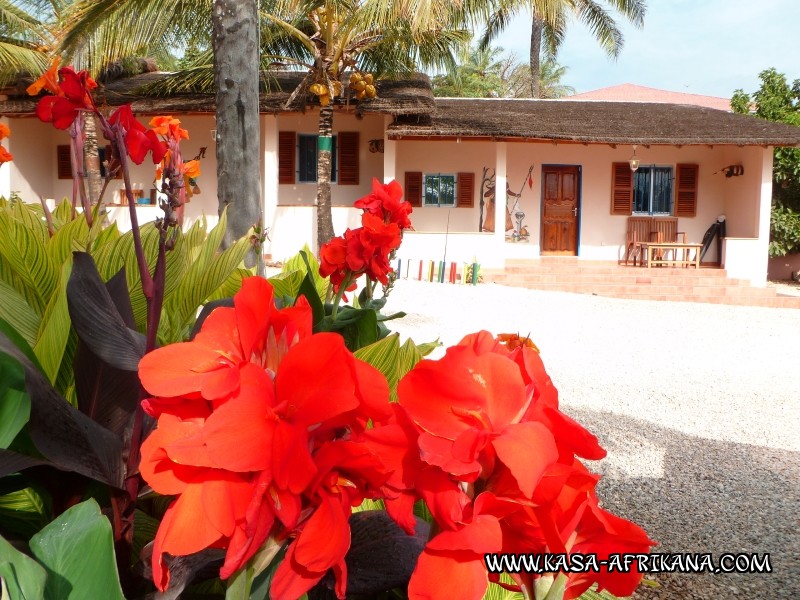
[354, 178, 413, 230]
[109, 104, 168, 165]
[139, 398, 275, 591]
[0, 146, 11, 165]
[138, 276, 395, 595]
[139, 276, 312, 404]
[399, 337, 559, 497]
[33, 66, 97, 129]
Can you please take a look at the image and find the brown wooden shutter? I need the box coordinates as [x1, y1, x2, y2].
[404, 171, 422, 207]
[57, 145, 72, 179]
[456, 172, 475, 208]
[675, 163, 699, 217]
[338, 131, 359, 185]
[610, 162, 633, 215]
[278, 131, 295, 184]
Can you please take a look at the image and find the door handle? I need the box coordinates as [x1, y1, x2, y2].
[572, 207, 578, 217]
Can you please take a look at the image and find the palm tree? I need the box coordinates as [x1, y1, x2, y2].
[59, 0, 482, 251]
[480, 0, 645, 98]
[504, 55, 574, 98]
[1, 1, 116, 204]
[431, 42, 507, 97]
[266, 0, 475, 248]
[0, 1, 51, 85]
[58, 0, 262, 263]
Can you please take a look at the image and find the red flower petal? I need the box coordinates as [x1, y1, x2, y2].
[417, 431, 481, 478]
[200, 473, 253, 538]
[269, 536, 327, 600]
[151, 483, 225, 589]
[271, 420, 316, 494]
[275, 333, 360, 427]
[140, 415, 205, 495]
[492, 421, 558, 498]
[293, 494, 351, 572]
[427, 514, 503, 554]
[234, 276, 275, 361]
[138, 342, 230, 398]
[408, 549, 489, 600]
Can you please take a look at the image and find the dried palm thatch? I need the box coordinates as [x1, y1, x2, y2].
[0, 71, 435, 117]
[388, 98, 800, 146]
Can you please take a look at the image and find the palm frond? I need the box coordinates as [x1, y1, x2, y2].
[0, 39, 48, 83]
[58, 0, 212, 75]
[606, 0, 646, 27]
[572, 0, 624, 57]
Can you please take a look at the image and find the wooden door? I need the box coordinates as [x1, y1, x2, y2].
[541, 166, 579, 255]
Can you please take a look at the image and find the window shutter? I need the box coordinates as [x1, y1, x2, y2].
[278, 131, 296, 184]
[57, 145, 72, 179]
[610, 162, 633, 215]
[675, 164, 699, 217]
[405, 171, 422, 207]
[338, 131, 359, 185]
[456, 172, 475, 208]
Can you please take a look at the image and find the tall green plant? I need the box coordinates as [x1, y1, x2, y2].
[733, 68, 800, 256]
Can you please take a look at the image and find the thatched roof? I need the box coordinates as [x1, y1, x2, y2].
[388, 98, 800, 146]
[0, 71, 435, 117]
[4, 74, 799, 147]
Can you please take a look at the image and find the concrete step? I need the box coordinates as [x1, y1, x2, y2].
[482, 260, 800, 308]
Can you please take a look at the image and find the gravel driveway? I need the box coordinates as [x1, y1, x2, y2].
[385, 280, 800, 600]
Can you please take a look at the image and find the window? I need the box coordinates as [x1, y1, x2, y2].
[633, 166, 673, 215]
[423, 174, 456, 206]
[298, 134, 337, 183]
[611, 163, 698, 217]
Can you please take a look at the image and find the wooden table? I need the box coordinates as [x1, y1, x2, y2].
[640, 242, 703, 268]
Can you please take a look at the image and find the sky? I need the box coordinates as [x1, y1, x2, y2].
[491, 0, 799, 99]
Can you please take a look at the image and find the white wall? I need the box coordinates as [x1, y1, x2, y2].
[394, 139, 773, 268]
[4, 110, 775, 283]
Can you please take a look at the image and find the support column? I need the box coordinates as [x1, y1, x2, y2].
[383, 117, 397, 184]
[494, 142, 508, 248]
[262, 115, 279, 259]
[754, 147, 774, 285]
[0, 115, 10, 199]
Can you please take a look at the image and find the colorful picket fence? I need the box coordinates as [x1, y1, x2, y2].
[397, 259, 480, 285]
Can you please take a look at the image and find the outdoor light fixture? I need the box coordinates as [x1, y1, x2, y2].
[629, 145, 640, 172]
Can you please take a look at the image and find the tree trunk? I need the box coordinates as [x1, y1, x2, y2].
[83, 114, 104, 203]
[212, 0, 262, 269]
[529, 13, 543, 98]
[316, 104, 335, 251]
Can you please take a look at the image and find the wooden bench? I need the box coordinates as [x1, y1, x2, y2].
[640, 242, 703, 268]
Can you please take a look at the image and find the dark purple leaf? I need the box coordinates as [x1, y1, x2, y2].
[0, 333, 124, 488]
[313, 510, 429, 597]
[0, 449, 50, 478]
[139, 542, 225, 600]
[74, 342, 139, 439]
[67, 252, 146, 371]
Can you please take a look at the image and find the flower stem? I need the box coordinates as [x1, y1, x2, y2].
[540, 572, 568, 600]
[331, 271, 353, 319]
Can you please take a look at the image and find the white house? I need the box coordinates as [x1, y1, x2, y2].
[2, 73, 799, 286]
